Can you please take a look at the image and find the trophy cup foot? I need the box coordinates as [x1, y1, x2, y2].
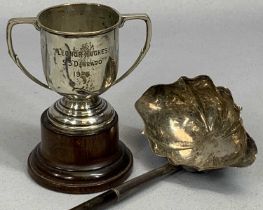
[27, 108, 133, 194]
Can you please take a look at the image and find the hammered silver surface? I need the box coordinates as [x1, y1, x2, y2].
[136, 75, 257, 171]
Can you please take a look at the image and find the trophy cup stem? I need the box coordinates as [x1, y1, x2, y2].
[47, 95, 116, 134]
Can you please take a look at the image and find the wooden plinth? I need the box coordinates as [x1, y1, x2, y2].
[27, 110, 133, 194]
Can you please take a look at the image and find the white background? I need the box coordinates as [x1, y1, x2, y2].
[0, 0, 263, 209]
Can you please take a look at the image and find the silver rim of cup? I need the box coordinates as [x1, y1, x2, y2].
[36, 3, 122, 36]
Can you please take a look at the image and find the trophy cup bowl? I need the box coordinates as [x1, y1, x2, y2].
[7, 3, 152, 193]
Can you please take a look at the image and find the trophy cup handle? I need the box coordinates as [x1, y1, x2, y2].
[7, 17, 50, 89]
[112, 14, 152, 86]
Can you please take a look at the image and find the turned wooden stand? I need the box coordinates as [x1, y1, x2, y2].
[27, 110, 133, 194]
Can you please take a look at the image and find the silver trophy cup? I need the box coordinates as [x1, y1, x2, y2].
[7, 3, 151, 193]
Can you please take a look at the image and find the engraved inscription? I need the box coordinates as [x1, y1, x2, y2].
[53, 42, 109, 68]
[52, 41, 113, 93]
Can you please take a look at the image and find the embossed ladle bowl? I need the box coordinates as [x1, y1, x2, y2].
[71, 75, 257, 210]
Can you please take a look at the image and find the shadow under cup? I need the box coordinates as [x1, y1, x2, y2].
[37, 4, 121, 34]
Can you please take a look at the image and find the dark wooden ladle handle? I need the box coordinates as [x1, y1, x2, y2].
[70, 163, 181, 210]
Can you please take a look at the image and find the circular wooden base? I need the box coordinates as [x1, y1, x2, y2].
[28, 142, 132, 194]
[27, 110, 133, 194]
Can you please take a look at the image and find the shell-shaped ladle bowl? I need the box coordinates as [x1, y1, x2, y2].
[70, 75, 257, 210]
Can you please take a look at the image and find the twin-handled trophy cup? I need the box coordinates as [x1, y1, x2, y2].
[7, 3, 151, 193]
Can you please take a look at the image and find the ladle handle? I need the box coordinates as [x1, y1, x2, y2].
[70, 163, 181, 210]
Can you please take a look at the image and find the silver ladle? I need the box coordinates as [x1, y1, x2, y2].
[70, 75, 257, 210]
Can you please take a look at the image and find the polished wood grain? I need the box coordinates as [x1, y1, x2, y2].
[28, 110, 133, 194]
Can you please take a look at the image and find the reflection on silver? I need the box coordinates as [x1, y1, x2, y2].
[7, 3, 152, 133]
[42, 30, 119, 96]
[47, 97, 115, 134]
[136, 75, 257, 171]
